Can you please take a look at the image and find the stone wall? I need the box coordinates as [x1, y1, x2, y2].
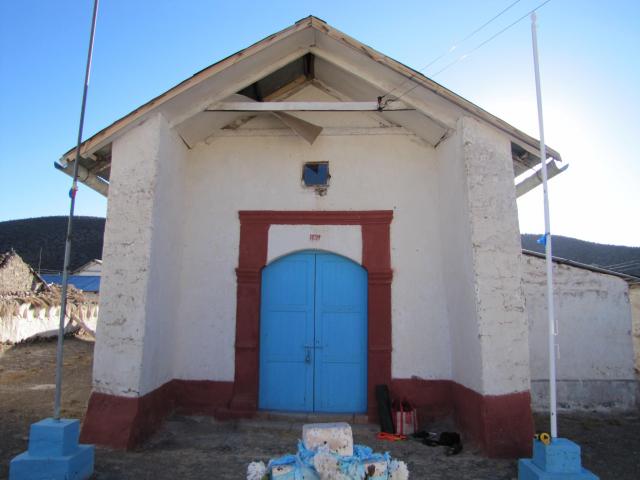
[0, 252, 41, 294]
[630, 284, 640, 377]
[523, 253, 636, 410]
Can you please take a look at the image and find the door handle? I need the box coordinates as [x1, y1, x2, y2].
[305, 348, 311, 364]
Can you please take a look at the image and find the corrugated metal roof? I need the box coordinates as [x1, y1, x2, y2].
[41, 274, 101, 292]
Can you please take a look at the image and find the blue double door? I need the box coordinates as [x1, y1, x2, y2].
[259, 251, 368, 413]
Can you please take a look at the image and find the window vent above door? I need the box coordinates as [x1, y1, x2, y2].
[302, 162, 330, 187]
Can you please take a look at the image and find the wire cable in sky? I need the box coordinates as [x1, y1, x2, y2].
[604, 260, 640, 269]
[381, 0, 524, 100]
[385, 0, 553, 106]
[603, 258, 640, 268]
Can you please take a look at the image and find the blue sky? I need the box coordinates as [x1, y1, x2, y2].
[1, 0, 638, 246]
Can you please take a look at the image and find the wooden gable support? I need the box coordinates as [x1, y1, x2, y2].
[206, 101, 413, 112]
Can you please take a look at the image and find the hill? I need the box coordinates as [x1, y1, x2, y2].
[1, 216, 638, 279]
[521, 234, 640, 279]
[0, 216, 105, 273]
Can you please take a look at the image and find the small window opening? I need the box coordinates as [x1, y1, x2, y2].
[303, 162, 330, 186]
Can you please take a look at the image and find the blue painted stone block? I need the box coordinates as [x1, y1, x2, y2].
[518, 439, 599, 480]
[10, 445, 94, 480]
[9, 418, 94, 480]
[28, 418, 80, 457]
[533, 438, 582, 473]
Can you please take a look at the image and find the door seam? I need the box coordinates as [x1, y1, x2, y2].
[312, 253, 317, 412]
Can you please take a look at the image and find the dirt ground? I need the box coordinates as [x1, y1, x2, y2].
[1, 338, 638, 479]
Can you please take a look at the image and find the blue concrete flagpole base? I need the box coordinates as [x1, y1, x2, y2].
[518, 438, 598, 480]
[9, 418, 94, 480]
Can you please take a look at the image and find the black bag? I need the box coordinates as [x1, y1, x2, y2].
[375, 384, 394, 433]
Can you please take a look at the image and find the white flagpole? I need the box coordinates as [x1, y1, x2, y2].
[531, 11, 558, 438]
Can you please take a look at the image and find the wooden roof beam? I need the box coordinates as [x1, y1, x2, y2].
[206, 101, 413, 112]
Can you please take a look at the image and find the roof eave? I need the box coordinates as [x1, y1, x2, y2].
[58, 15, 561, 185]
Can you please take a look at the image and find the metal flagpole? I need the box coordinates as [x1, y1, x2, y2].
[530, 11, 558, 438]
[53, 0, 100, 420]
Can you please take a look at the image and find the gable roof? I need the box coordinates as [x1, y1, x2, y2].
[56, 16, 562, 197]
[71, 258, 102, 275]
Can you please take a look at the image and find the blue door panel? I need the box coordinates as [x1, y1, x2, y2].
[315, 363, 365, 412]
[259, 252, 314, 411]
[314, 254, 367, 413]
[259, 251, 367, 413]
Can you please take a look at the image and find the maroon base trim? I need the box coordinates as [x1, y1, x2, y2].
[81, 378, 533, 457]
[172, 380, 234, 416]
[80, 382, 175, 450]
[390, 378, 454, 421]
[80, 380, 233, 449]
[451, 383, 534, 458]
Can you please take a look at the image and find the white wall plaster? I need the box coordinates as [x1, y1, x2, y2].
[523, 255, 636, 410]
[94, 113, 187, 397]
[139, 115, 188, 395]
[436, 117, 530, 396]
[435, 121, 483, 393]
[461, 117, 530, 396]
[173, 85, 451, 382]
[267, 225, 362, 265]
[630, 285, 640, 377]
[97, 86, 538, 400]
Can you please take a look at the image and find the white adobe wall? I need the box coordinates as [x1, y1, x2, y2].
[96, 85, 530, 399]
[631, 285, 640, 378]
[522, 255, 636, 410]
[93, 113, 187, 397]
[267, 225, 362, 265]
[436, 117, 529, 396]
[138, 114, 187, 395]
[0, 303, 98, 343]
[435, 120, 482, 392]
[174, 84, 452, 383]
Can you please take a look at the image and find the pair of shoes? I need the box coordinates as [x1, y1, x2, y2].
[437, 432, 461, 446]
[414, 431, 463, 455]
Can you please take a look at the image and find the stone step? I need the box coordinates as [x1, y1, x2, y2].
[254, 411, 371, 425]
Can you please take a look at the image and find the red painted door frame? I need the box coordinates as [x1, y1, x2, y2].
[229, 211, 393, 418]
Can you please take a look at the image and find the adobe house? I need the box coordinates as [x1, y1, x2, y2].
[0, 250, 98, 343]
[0, 250, 44, 295]
[57, 17, 570, 457]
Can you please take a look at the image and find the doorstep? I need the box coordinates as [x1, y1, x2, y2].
[254, 411, 371, 425]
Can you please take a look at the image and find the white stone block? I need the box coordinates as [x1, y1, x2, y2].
[302, 422, 353, 457]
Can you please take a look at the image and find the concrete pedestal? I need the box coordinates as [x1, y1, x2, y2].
[518, 438, 598, 480]
[9, 418, 94, 480]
